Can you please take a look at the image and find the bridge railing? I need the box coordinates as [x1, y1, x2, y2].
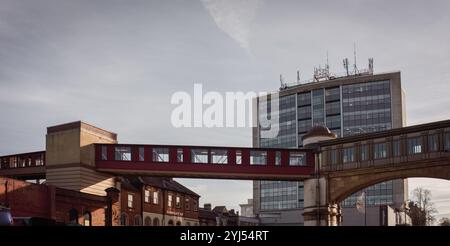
[319, 123, 450, 172]
[0, 151, 46, 170]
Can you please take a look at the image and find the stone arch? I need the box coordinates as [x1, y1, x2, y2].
[153, 217, 160, 226]
[134, 215, 142, 226]
[120, 213, 128, 226]
[144, 216, 152, 226]
[329, 164, 450, 203]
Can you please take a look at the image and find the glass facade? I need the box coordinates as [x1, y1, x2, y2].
[342, 180, 394, 207]
[257, 78, 398, 213]
[260, 181, 302, 210]
[342, 80, 391, 136]
[259, 94, 303, 211]
[260, 94, 297, 148]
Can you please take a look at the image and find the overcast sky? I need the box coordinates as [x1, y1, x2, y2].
[1, 0, 450, 220]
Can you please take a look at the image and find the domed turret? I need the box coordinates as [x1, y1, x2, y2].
[302, 125, 337, 146]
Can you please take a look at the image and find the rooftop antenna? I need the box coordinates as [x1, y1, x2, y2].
[343, 58, 349, 76]
[297, 70, 300, 83]
[280, 74, 286, 89]
[368, 58, 374, 74]
[353, 43, 359, 75]
[326, 51, 330, 70]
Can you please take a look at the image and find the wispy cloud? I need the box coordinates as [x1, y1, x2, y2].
[201, 0, 261, 52]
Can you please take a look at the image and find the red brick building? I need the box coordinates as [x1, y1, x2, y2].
[0, 176, 199, 226]
[119, 176, 200, 226]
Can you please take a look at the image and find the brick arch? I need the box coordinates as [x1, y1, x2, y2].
[328, 163, 450, 203]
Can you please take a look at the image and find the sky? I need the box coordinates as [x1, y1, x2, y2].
[1, 0, 450, 219]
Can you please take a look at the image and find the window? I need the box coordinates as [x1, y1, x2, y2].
[177, 148, 183, 162]
[153, 148, 169, 162]
[185, 198, 190, 210]
[393, 140, 401, 156]
[115, 147, 131, 161]
[289, 152, 305, 166]
[211, 149, 228, 164]
[343, 147, 355, 163]
[374, 143, 387, 159]
[168, 195, 173, 208]
[191, 149, 208, 163]
[360, 145, 368, 161]
[168, 220, 174, 226]
[153, 191, 159, 204]
[144, 216, 152, 226]
[408, 137, 422, 154]
[445, 133, 450, 151]
[250, 151, 267, 165]
[139, 147, 145, 161]
[193, 200, 198, 211]
[120, 213, 128, 226]
[144, 190, 150, 203]
[176, 196, 181, 208]
[127, 194, 134, 208]
[428, 134, 438, 152]
[275, 151, 281, 166]
[330, 149, 337, 166]
[101, 146, 108, 160]
[69, 208, 78, 224]
[134, 215, 142, 226]
[35, 154, 44, 166]
[153, 218, 159, 226]
[83, 212, 91, 226]
[235, 150, 242, 164]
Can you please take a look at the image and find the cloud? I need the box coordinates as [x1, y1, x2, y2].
[201, 0, 261, 52]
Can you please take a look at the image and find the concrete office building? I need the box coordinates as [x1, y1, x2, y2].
[253, 70, 408, 225]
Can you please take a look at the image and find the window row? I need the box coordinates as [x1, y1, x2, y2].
[327, 133, 450, 165]
[101, 146, 308, 166]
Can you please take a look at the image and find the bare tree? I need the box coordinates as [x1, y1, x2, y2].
[439, 217, 450, 226]
[409, 187, 438, 226]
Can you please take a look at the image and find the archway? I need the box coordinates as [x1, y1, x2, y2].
[153, 217, 160, 226]
[335, 177, 450, 226]
[144, 216, 152, 226]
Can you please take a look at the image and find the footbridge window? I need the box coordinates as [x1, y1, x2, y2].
[115, 147, 131, 161]
[235, 150, 242, 164]
[393, 140, 401, 156]
[192, 149, 208, 163]
[139, 147, 145, 161]
[374, 143, 387, 159]
[211, 149, 228, 164]
[444, 133, 450, 151]
[408, 137, 422, 154]
[275, 151, 281, 166]
[289, 152, 305, 166]
[101, 146, 108, 160]
[153, 148, 169, 162]
[361, 145, 368, 161]
[177, 148, 184, 162]
[250, 151, 267, 165]
[343, 147, 355, 163]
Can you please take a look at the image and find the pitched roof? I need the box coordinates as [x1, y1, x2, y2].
[199, 208, 216, 220]
[140, 177, 200, 197]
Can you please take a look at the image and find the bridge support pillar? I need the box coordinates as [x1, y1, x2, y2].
[303, 177, 341, 226]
